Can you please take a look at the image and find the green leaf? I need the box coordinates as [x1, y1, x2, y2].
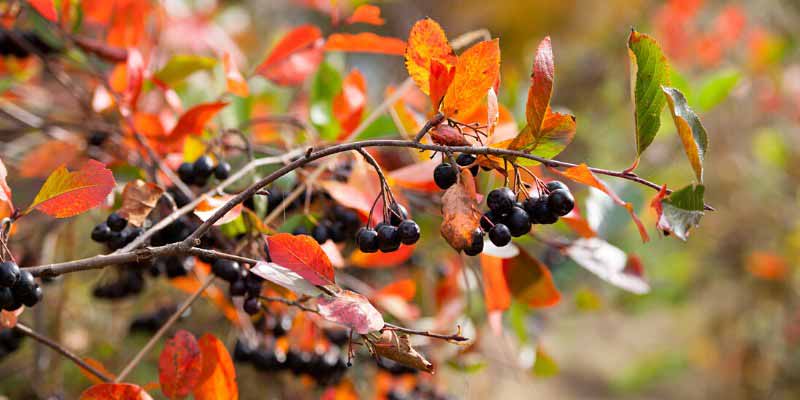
[662, 87, 708, 182]
[656, 184, 704, 241]
[154, 55, 217, 86]
[628, 30, 670, 156]
[532, 347, 559, 377]
[310, 61, 342, 140]
[696, 68, 740, 112]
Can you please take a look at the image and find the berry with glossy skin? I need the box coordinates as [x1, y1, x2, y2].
[388, 203, 409, 226]
[377, 224, 401, 253]
[433, 163, 457, 190]
[0, 287, 14, 310]
[12, 270, 36, 305]
[193, 155, 215, 179]
[356, 228, 379, 253]
[91, 223, 112, 243]
[487, 187, 516, 213]
[546, 180, 569, 193]
[177, 162, 194, 184]
[244, 274, 264, 297]
[243, 296, 260, 315]
[214, 161, 231, 180]
[456, 153, 479, 176]
[463, 229, 484, 256]
[229, 279, 246, 297]
[397, 220, 420, 245]
[311, 224, 329, 244]
[480, 212, 495, 232]
[20, 284, 42, 307]
[504, 206, 532, 237]
[212, 259, 241, 282]
[328, 222, 346, 243]
[106, 212, 127, 232]
[488, 224, 512, 247]
[547, 189, 574, 216]
[0, 261, 20, 287]
[529, 197, 558, 224]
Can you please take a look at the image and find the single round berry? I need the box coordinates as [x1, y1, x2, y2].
[504, 206, 532, 237]
[546, 180, 569, 193]
[388, 203, 409, 226]
[214, 161, 231, 180]
[12, 270, 36, 302]
[177, 162, 194, 184]
[487, 187, 516, 214]
[193, 155, 215, 179]
[106, 213, 127, 232]
[243, 296, 261, 315]
[463, 229, 484, 256]
[397, 220, 420, 245]
[456, 153, 479, 176]
[433, 163, 457, 190]
[91, 223, 112, 243]
[0, 287, 14, 310]
[312, 224, 329, 244]
[522, 196, 540, 217]
[0, 261, 20, 287]
[229, 279, 246, 297]
[529, 197, 558, 224]
[547, 189, 574, 216]
[488, 224, 512, 247]
[244, 274, 264, 297]
[376, 224, 401, 253]
[328, 222, 346, 243]
[20, 284, 43, 307]
[212, 259, 241, 283]
[356, 228, 379, 253]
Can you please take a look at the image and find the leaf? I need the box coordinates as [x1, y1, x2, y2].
[404, 18, 457, 97]
[696, 68, 740, 112]
[266, 233, 335, 286]
[158, 330, 203, 400]
[153, 55, 217, 86]
[79, 383, 154, 400]
[29, 0, 58, 21]
[79, 358, 117, 385]
[124, 49, 144, 113]
[193, 334, 238, 400]
[651, 184, 704, 241]
[388, 159, 441, 193]
[324, 33, 406, 55]
[26, 160, 115, 218]
[19, 140, 82, 179]
[371, 330, 433, 373]
[526, 37, 554, 133]
[374, 279, 416, 301]
[566, 238, 649, 294]
[349, 244, 416, 268]
[429, 59, 455, 109]
[222, 52, 248, 97]
[0, 158, 12, 220]
[310, 61, 343, 139]
[442, 39, 500, 120]
[662, 86, 709, 182]
[440, 170, 482, 252]
[333, 69, 367, 138]
[628, 30, 670, 156]
[532, 347, 559, 377]
[317, 290, 384, 334]
[480, 254, 511, 312]
[250, 261, 323, 297]
[194, 194, 243, 226]
[170, 102, 228, 139]
[0, 308, 23, 328]
[554, 164, 649, 242]
[256, 25, 324, 86]
[117, 180, 164, 227]
[503, 248, 561, 308]
[346, 4, 384, 25]
[503, 110, 576, 160]
[560, 208, 597, 239]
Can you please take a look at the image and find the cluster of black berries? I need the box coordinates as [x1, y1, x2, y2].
[0, 261, 42, 310]
[91, 212, 143, 251]
[0, 28, 58, 58]
[432, 153, 481, 190]
[208, 257, 264, 315]
[296, 205, 361, 245]
[177, 155, 231, 187]
[0, 328, 24, 360]
[129, 305, 179, 334]
[355, 203, 420, 253]
[87, 130, 109, 147]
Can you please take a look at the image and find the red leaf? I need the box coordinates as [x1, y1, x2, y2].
[526, 37, 554, 133]
[266, 233, 335, 286]
[222, 52, 248, 97]
[429, 59, 454, 109]
[404, 18, 457, 97]
[0, 158, 11, 220]
[27, 160, 116, 218]
[124, 49, 144, 114]
[346, 4, 385, 26]
[170, 102, 228, 139]
[256, 25, 324, 86]
[79, 383, 153, 400]
[159, 330, 203, 399]
[333, 69, 367, 138]
[560, 208, 597, 238]
[28, 0, 58, 22]
[349, 244, 416, 268]
[325, 33, 406, 55]
[442, 39, 501, 119]
[194, 334, 238, 400]
[317, 290, 385, 334]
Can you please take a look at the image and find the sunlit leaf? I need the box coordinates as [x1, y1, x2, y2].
[628, 30, 670, 157]
[26, 160, 116, 218]
[28, 0, 58, 22]
[79, 383, 153, 400]
[442, 39, 500, 120]
[194, 194, 243, 226]
[333, 69, 367, 138]
[526, 37, 554, 133]
[349, 244, 416, 268]
[404, 18, 456, 97]
[194, 334, 238, 400]
[346, 4, 385, 25]
[256, 25, 324, 86]
[159, 330, 203, 399]
[266, 233, 335, 286]
[153, 55, 217, 86]
[662, 86, 708, 182]
[325, 33, 405, 55]
[222, 52, 248, 97]
[170, 102, 228, 138]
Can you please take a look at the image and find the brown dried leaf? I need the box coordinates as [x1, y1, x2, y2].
[440, 170, 481, 252]
[371, 330, 434, 373]
[117, 180, 165, 227]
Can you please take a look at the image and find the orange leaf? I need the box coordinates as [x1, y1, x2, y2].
[257, 25, 324, 86]
[350, 244, 415, 268]
[26, 160, 116, 218]
[0, 308, 23, 328]
[503, 248, 560, 308]
[388, 159, 440, 193]
[117, 180, 164, 227]
[404, 18, 456, 97]
[560, 208, 596, 239]
[79, 383, 153, 400]
[345, 4, 385, 25]
[480, 254, 511, 312]
[440, 170, 482, 252]
[747, 252, 789, 281]
[526, 37, 554, 134]
[429, 59, 454, 109]
[333, 69, 367, 138]
[170, 101, 228, 138]
[325, 33, 406, 55]
[318, 180, 374, 219]
[442, 39, 500, 120]
[194, 194, 243, 226]
[79, 358, 117, 385]
[266, 233, 335, 286]
[106, 1, 150, 48]
[124, 49, 144, 114]
[28, 0, 58, 22]
[194, 334, 238, 400]
[222, 52, 248, 97]
[554, 164, 649, 242]
[159, 330, 203, 399]
[18, 140, 82, 179]
[374, 279, 416, 301]
[0, 158, 12, 220]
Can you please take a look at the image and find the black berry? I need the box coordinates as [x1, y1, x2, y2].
[547, 189, 574, 216]
[456, 153, 479, 176]
[212, 259, 241, 282]
[91, 223, 112, 243]
[546, 181, 569, 193]
[20, 284, 42, 307]
[433, 163, 457, 190]
[229, 279, 246, 297]
[243, 296, 261, 315]
[312, 224, 329, 244]
[504, 206, 531, 237]
[397, 220, 420, 245]
[377, 224, 401, 253]
[193, 155, 215, 179]
[87, 131, 107, 147]
[356, 228, 379, 253]
[177, 162, 194, 184]
[0, 287, 14, 310]
[529, 197, 558, 224]
[488, 224, 512, 247]
[214, 161, 231, 180]
[487, 187, 516, 214]
[106, 213, 127, 232]
[388, 203, 409, 226]
[0, 261, 20, 287]
[463, 229, 484, 256]
[12, 270, 36, 304]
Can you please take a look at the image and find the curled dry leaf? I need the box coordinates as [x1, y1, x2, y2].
[370, 330, 434, 373]
[317, 290, 384, 335]
[440, 170, 481, 252]
[117, 180, 164, 227]
[429, 124, 470, 147]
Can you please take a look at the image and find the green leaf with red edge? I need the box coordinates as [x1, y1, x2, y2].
[503, 248, 561, 308]
[170, 102, 228, 138]
[629, 30, 670, 157]
[553, 164, 650, 242]
[26, 160, 115, 218]
[317, 290, 384, 334]
[159, 330, 203, 400]
[256, 25, 324, 86]
[79, 383, 153, 400]
[442, 39, 500, 120]
[662, 86, 708, 182]
[28, 0, 57, 22]
[193, 334, 238, 400]
[651, 184, 704, 241]
[266, 233, 335, 286]
[0, 157, 13, 220]
[333, 69, 367, 139]
[404, 18, 457, 98]
[346, 4, 385, 25]
[566, 238, 649, 294]
[324, 33, 406, 55]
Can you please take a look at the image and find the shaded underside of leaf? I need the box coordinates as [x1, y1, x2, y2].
[654, 184, 705, 241]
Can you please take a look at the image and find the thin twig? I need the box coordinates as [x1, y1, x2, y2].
[15, 323, 113, 383]
[382, 322, 469, 343]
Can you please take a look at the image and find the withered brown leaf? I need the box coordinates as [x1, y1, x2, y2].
[371, 330, 434, 373]
[117, 180, 165, 227]
[440, 169, 481, 251]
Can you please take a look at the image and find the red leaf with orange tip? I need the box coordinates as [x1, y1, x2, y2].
[346, 4, 384, 26]
[28, 0, 57, 22]
[333, 69, 367, 138]
[442, 39, 500, 119]
[266, 233, 335, 286]
[405, 18, 457, 97]
[325, 33, 406, 55]
[194, 334, 238, 400]
[26, 160, 115, 218]
[159, 330, 203, 399]
[222, 52, 248, 97]
[79, 383, 153, 400]
[170, 102, 228, 138]
[257, 25, 324, 86]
